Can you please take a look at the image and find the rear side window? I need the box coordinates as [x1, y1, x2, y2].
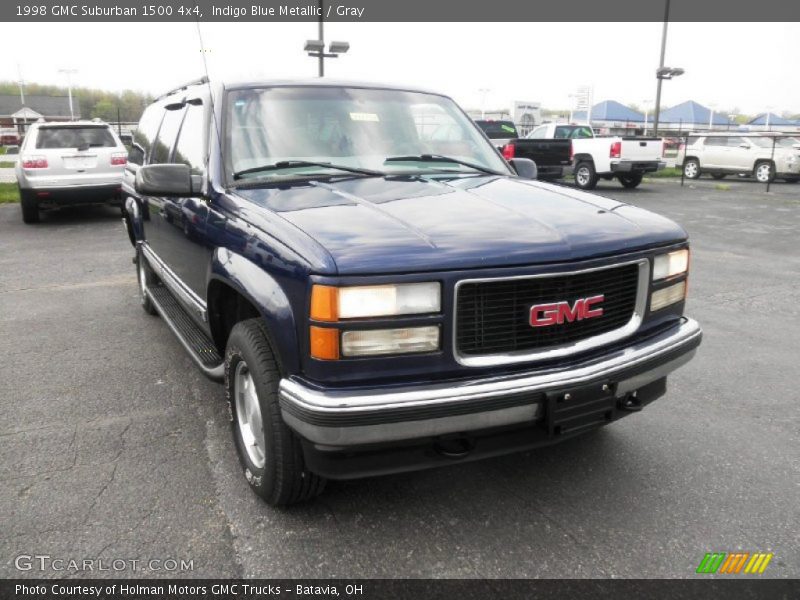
[172, 102, 206, 174]
[704, 137, 728, 147]
[132, 104, 165, 164]
[554, 125, 593, 139]
[528, 126, 548, 139]
[151, 107, 185, 164]
[476, 121, 518, 139]
[35, 126, 116, 149]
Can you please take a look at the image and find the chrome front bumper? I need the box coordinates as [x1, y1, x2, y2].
[279, 318, 702, 447]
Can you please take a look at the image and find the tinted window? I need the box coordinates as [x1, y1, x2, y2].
[173, 102, 206, 174]
[151, 107, 185, 164]
[36, 126, 116, 149]
[132, 104, 164, 164]
[475, 120, 518, 139]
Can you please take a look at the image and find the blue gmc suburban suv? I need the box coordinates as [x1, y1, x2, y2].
[122, 78, 702, 505]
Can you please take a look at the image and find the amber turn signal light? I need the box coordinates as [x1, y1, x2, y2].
[310, 285, 339, 322]
[309, 326, 340, 360]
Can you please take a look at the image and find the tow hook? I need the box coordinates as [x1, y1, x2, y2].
[618, 391, 643, 412]
[434, 435, 475, 459]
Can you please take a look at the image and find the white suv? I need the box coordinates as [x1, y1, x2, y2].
[678, 134, 800, 183]
[15, 120, 127, 223]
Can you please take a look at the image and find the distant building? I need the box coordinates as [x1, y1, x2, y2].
[512, 101, 542, 136]
[0, 95, 81, 134]
[572, 100, 646, 135]
[746, 113, 799, 132]
[656, 101, 734, 132]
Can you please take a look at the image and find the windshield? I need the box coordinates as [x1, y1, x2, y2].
[225, 86, 510, 181]
[475, 120, 518, 139]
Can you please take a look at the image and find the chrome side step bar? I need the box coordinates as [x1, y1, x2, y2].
[146, 284, 224, 381]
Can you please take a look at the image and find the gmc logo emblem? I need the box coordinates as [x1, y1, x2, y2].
[530, 295, 605, 327]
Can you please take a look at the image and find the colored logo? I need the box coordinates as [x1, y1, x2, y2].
[696, 552, 773, 574]
[530, 295, 604, 327]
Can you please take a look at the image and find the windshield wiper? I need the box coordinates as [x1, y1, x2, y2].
[384, 154, 503, 175]
[233, 160, 385, 180]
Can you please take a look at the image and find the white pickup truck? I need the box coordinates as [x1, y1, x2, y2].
[527, 123, 665, 189]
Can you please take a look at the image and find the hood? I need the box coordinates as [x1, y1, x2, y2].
[234, 175, 686, 275]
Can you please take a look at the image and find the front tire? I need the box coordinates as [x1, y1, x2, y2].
[683, 158, 700, 179]
[225, 319, 325, 506]
[754, 161, 775, 183]
[574, 161, 598, 190]
[618, 173, 643, 189]
[20, 190, 40, 224]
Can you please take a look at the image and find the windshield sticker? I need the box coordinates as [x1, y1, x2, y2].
[501, 124, 516, 134]
[349, 112, 380, 122]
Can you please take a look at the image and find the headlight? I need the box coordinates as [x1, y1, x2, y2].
[341, 326, 440, 357]
[652, 249, 689, 280]
[311, 282, 441, 321]
[650, 281, 686, 311]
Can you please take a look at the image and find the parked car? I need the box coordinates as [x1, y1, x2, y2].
[527, 123, 665, 190]
[123, 78, 701, 505]
[474, 119, 520, 150]
[499, 138, 573, 180]
[677, 134, 800, 183]
[15, 120, 127, 223]
[0, 128, 20, 146]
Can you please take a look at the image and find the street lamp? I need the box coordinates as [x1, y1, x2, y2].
[478, 88, 490, 119]
[58, 68, 78, 120]
[651, 0, 686, 137]
[708, 103, 717, 131]
[304, 0, 349, 77]
[642, 99, 653, 135]
[652, 66, 684, 136]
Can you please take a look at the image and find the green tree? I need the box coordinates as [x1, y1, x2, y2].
[91, 99, 116, 121]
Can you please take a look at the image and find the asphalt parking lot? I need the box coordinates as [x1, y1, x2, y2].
[1, 178, 798, 579]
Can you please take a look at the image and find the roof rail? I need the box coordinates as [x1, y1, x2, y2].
[155, 76, 209, 101]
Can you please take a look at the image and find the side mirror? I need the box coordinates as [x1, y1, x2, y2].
[135, 164, 199, 196]
[509, 157, 538, 180]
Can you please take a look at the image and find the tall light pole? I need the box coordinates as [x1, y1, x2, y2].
[17, 63, 25, 105]
[652, 0, 684, 137]
[708, 103, 717, 131]
[478, 88, 490, 119]
[58, 68, 78, 120]
[304, 0, 349, 77]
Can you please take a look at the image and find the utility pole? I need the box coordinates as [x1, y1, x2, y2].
[17, 64, 25, 105]
[318, 0, 324, 77]
[58, 68, 78, 120]
[479, 88, 490, 119]
[652, 0, 670, 137]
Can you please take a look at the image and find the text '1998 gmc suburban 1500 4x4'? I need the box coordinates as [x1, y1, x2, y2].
[122, 78, 702, 505]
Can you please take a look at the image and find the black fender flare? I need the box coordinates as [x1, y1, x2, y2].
[208, 247, 300, 374]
